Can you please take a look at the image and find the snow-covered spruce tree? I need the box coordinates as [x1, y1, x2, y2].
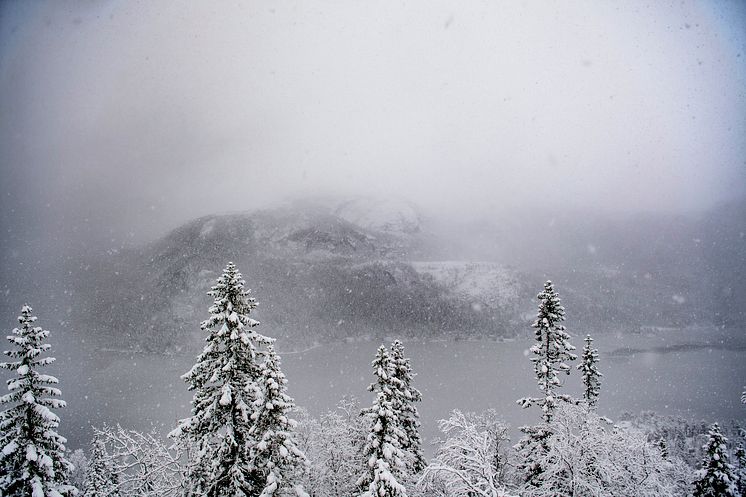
[357, 345, 408, 497]
[83, 436, 119, 497]
[0, 304, 76, 497]
[389, 340, 425, 474]
[170, 262, 273, 497]
[515, 281, 576, 488]
[735, 443, 746, 497]
[658, 436, 669, 460]
[692, 423, 739, 497]
[512, 423, 553, 489]
[248, 345, 308, 497]
[577, 334, 602, 408]
[517, 281, 577, 422]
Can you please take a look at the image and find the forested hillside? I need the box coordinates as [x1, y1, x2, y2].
[2, 197, 743, 351]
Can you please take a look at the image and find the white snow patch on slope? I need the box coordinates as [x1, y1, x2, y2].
[335, 198, 420, 233]
[199, 218, 216, 238]
[411, 261, 521, 307]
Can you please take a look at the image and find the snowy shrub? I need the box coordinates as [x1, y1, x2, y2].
[516, 404, 691, 497]
[67, 449, 88, 493]
[295, 398, 367, 497]
[92, 425, 183, 497]
[417, 409, 513, 497]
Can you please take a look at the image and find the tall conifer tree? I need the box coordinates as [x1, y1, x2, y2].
[692, 423, 738, 497]
[518, 280, 577, 422]
[357, 346, 408, 497]
[515, 281, 576, 488]
[0, 305, 75, 497]
[389, 340, 425, 474]
[577, 334, 602, 408]
[734, 443, 746, 497]
[170, 262, 272, 497]
[249, 345, 308, 497]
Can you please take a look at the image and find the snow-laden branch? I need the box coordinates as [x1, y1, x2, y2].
[91, 425, 185, 497]
[417, 409, 514, 497]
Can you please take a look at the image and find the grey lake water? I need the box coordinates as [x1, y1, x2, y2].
[43, 326, 746, 452]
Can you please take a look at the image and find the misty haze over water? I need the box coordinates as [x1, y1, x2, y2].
[0, 2, 745, 495]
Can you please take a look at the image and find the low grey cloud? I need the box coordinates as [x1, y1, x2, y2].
[1, 0, 744, 248]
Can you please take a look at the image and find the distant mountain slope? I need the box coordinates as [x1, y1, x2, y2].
[56, 196, 745, 351]
[66, 200, 518, 351]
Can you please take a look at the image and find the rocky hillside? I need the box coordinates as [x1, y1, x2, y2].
[19, 196, 743, 352]
[66, 199, 522, 351]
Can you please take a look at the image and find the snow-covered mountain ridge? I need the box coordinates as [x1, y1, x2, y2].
[29, 196, 744, 352]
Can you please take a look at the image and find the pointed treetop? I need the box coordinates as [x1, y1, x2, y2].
[368, 345, 392, 392]
[200, 261, 268, 347]
[20, 303, 34, 318]
[535, 280, 566, 323]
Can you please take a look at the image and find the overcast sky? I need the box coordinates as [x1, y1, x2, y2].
[1, 0, 745, 248]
